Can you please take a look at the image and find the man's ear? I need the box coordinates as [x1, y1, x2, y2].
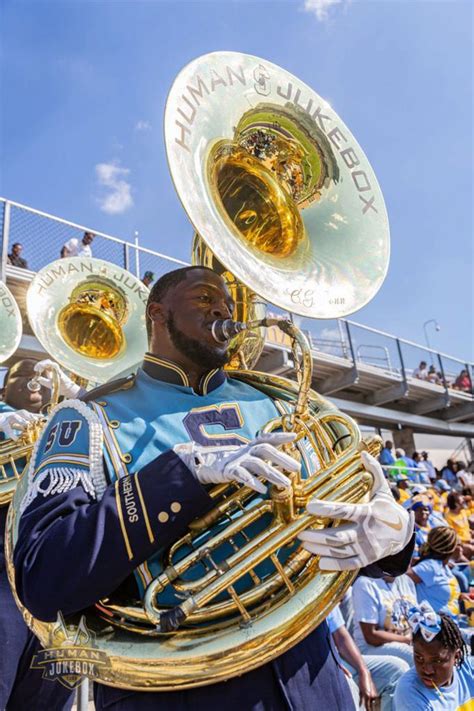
[147, 301, 167, 328]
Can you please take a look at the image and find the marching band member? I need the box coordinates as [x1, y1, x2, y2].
[0, 359, 74, 711]
[13, 267, 414, 710]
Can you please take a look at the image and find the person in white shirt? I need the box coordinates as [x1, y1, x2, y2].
[413, 361, 428, 380]
[352, 573, 417, 665]
[456, 462, 473, 492]
[421, 451, 437, 482]
[61, 231, 94, 258]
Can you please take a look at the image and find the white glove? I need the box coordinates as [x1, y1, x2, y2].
[33, 359, 81, 398]
[174, 432, 300, 493]
[0, 409, 41, 440]
[298, 451, 414, 571]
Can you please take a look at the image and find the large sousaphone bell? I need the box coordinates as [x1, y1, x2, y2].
[8, 52, 389, 690]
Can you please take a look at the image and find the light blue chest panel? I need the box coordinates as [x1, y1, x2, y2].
[90, 370, 280, 477]
[89, 369, 289, 596]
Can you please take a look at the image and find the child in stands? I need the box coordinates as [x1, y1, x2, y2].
[394, 602, 473, 710]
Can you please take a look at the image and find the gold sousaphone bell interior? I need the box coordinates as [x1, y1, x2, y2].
[7, 52, 389, 690]
[58, 279, 128, 360]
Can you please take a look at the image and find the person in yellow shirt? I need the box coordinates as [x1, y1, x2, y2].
[434, 479, 451, 513]
[428, 486, 443, 513]
[396, 473, 411, 504]
[445, 492, 474, 558]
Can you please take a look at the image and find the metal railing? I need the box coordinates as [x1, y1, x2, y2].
[1, 196, 472, 397]
[356, 344, 392, 371]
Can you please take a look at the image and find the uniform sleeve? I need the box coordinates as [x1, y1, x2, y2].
[352, 578, 380, 625]
[13, 401, 213, 622]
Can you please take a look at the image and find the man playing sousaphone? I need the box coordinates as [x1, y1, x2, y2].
[13, 266, 414, 710]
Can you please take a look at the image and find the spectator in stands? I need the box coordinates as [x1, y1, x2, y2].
[453, 369, 472, 393]
[435, 479, 451, 495]
[413, 361, 428, 380]
[412, 452, 430, 485]
[61, 231, 94, 258]
[395, 474, 411, 504]
[393, 449, 409, 480]
[411, 497, 432, 557]
[379, 440, 395, 467]
[394, 449, 419, 483]
[7, 242, 28, 269]
[407, 527, 465, 616]
[141, 271, 155, 288]
[352, 571, 416, 666]
[444, 492, 474, 558]
[394, 605, 473, 710]
[327, 604, 408, 711]
[426, 365, 441, 384]
[441, 459, 457, 487]
[424, 490, 449, 529]
[421, 451, 436, 482]
[456, 462, 473, 492]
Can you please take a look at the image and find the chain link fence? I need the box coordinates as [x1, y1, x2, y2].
[2, 200, 128, 274]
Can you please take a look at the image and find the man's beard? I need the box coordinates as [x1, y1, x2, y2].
[166, 313, 229, 370]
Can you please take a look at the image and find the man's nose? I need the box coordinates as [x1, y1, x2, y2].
[210, 299, 233, 319]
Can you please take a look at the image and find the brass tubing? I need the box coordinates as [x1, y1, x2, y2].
[161, 513, 324, 621]
[153, 501, 272, 594]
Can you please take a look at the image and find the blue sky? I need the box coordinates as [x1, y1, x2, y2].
[1, 0, 472, 360]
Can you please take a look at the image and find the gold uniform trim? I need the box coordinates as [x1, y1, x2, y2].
[144, 354, 190, 387]
[134, 471, 155, 544]
[201, 369, 219, 395]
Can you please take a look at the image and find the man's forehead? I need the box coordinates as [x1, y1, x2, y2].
[182, 269, 229, 293]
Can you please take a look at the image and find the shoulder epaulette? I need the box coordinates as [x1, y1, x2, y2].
[80, 374, 136, 403]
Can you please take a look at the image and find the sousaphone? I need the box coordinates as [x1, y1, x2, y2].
[0, 280, 22, 364]
[0, 260, 148, 505]
[7, 52, 390, 690]
[0, 281, 25, 504]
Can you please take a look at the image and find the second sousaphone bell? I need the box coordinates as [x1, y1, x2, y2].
[27, 257, 149, 384]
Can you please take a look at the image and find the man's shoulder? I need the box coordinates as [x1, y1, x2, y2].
[80, 374, 137, 406]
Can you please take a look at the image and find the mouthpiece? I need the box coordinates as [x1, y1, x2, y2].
[211, 319, 246, 343]
[27, 378, 41, 393]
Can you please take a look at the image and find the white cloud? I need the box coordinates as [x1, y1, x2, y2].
[95, 162, 133, 215]
[303, 0, 343, 21]
[135, 120, 151, 131]
[320, 327, 341, 341]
